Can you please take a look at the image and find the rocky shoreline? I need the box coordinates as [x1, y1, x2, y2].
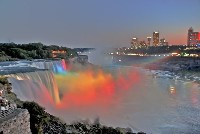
[144, 57, 200, 71]
[143, 56, 200, 81]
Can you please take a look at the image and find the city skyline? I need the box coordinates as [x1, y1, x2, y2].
[0, 0, 200, 48]
[131, 30, 169, 47]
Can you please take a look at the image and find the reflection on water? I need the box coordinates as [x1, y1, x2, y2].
[169, 86, 176, 95]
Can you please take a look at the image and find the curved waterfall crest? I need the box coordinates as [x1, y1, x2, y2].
[4, 59, 68, 105]
[7, 70, 60, 103]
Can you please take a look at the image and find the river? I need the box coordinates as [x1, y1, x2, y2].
[2, 56, 200, 133]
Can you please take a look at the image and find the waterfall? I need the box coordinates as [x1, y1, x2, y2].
[31, 59, 68, 74]
[7, 70, 60, 105]
[0, 59, 68, 75]
[4, 59, 69, 106]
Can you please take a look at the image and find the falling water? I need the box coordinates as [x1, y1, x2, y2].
[8, 70, 60, 104]
[6, 59, 69, 105]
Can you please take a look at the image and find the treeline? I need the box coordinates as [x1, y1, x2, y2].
[73, 48, 95, 53]
[0, 42, 78, 61]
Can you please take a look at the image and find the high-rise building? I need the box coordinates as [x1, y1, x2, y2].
[147, 37, 151, 46]
[160, 38, 168, 46]
[153, 32, 159, 46]
[131, 37, 139, 48]
[139, 40, 147, 47]
[187, 27, 200, 46]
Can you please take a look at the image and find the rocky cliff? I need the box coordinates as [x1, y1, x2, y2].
[0, 108, 31, 134]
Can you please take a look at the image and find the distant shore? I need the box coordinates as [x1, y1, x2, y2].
[143, 56, 200, 71]
[142, 56, 200, 83]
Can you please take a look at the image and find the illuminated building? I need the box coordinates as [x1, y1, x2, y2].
[147, 37, 151, 46]
[51, 50, 66, 58]
[187, 27, 200, 46]
[139, 40, 147, 47]
[153, 31, 159, 46]
[160, 38, 168, 46]
[131, 37, 139, 48]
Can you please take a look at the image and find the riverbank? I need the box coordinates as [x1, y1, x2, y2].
[142, 57, 200, 81]
[143, 57, 200, 71]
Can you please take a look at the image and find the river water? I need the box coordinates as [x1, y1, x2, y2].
[2, 57, 200, 133]
[51, 66, 200, 134]
[115, 69, 200, 133]
[81, 53, 200, 133]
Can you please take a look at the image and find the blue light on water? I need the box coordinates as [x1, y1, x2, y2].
[52, 63, 68, 75]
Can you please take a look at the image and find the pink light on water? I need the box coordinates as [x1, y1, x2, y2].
[54, 68, 142, 109]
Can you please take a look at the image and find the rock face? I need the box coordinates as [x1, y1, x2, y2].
[0, 108, 31, 134]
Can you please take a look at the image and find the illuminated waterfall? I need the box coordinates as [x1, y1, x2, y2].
[31, 59, 68, 74]
[6, 59, 142, 112]
[6, 59, 69, 105]
[8, 70, 60, 104]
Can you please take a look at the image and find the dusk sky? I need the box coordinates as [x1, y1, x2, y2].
[0, 0, 200, 48]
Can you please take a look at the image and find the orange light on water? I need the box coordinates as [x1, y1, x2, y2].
[54, 68, 141, 109]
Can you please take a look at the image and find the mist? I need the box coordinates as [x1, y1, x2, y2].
[81, 47, 115, 66]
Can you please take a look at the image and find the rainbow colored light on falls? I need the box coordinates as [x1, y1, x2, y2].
[51, 60, 142, 109]
[53, 59, 70, 75]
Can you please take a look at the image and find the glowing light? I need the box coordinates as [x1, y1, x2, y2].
[171, 52, 179, 56]
[53, 68, 141, 108]
[8, 61, 143, 110]
[127, 53, 137, 55]
[52, 50, 66, 58]
[198, 32, 200, 40]
[170, 86, 176, 94]
[53, 59, 70, 74]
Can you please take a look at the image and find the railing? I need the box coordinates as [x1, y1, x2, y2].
[0, 104, 16, 119]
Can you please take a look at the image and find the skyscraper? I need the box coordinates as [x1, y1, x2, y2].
[153, 32, 159, 46]
[147, 37, 151, 46]
[187, 27, 200, 46]
[160, 38, 168, 46]
[139, 40, 147, 47]
[131, 37, 139, 48]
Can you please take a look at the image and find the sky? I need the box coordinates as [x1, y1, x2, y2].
[0, 0, 200, 48]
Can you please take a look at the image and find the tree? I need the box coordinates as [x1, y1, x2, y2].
[23, 101, 48, 134]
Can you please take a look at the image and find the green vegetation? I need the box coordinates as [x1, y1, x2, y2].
[0, 42, 78, 61]
[73, 48, 95, 53]
[0, 76, 9, 85]
[0, 76, 12, 93]
[23, 101, 50, 134]
[0, 76, 23, 106]
[23, 101, 130, 134]
[5, 92, 23, 107]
